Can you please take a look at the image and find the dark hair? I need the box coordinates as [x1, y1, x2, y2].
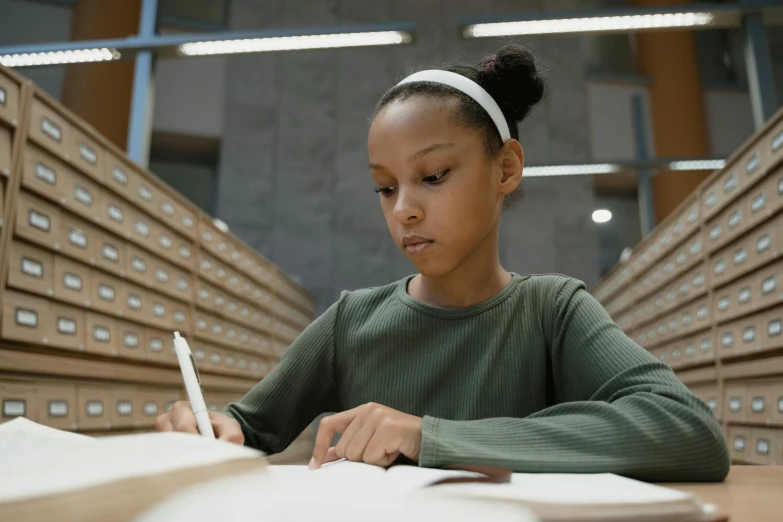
[373, 45, 546, 209]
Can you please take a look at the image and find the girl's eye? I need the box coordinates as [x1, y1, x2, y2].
[423, 170, 449, 183]
[374, 186, 396, 197]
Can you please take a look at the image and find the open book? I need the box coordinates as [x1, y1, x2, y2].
[0, 418, 266, 521]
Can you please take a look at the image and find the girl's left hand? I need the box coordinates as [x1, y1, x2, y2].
[309, 403, 423, 469]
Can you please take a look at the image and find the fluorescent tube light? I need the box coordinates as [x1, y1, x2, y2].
[465, 12, 714, 37]
[524, 164, 621, 177]
[669, 159, 726, 171]
[179, 31, 411, 56]
[0, 48, 120, 67]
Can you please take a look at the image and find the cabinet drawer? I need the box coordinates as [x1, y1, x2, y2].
[7, 241, 55, 296]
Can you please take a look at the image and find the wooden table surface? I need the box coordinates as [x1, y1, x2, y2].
[663, 466, 783, 522]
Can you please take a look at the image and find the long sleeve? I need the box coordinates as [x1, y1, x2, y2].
[419, 278, 730, 482]
[223, 300, 341, 454]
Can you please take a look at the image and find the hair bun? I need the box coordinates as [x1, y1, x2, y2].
[476, 44, 546, 122]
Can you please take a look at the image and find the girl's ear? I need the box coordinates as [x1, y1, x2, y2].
[498, 140, 523, 196]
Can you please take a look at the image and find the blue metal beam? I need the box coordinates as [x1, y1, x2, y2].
[126, 0, 158, 167]
[631, 94, 656, 238]
[743, 12, 778, 129]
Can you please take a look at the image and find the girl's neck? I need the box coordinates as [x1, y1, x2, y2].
[408, 226, 511, 309]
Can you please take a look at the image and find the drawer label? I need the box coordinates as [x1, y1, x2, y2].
[706, 191, 717, 207]
[127, 295, 142, 310]
[196, 319, 207, 330]
[176, 278, 189, 291]
[751, 192, 766, 213]
[117, 401, 133, 416]
[729, 397, 741, 412]
[153, 304, 166, 317]
[756, 439, 770, 455]
[155, 268, 169, 282]
[198, 288, 209, 300]
[779, 397, 783, 413]
[733, 248, 747, 265]
[662, 234, 672, 246]
[240, 333, 248, 343]
[738, 287, 751, 303]
[74, 186, 93, 206]
[48, 400, 68, 417]
[194, 348, 206, 361]
[679, 282, 690, 295]
[724, 173, 737, 192]
[200, 259, 212, 271]
[144, 402, 158, 416]
[718, 297, 730, 311]
[98, 284, 115, 301]
[227, 328, 236, 339]
[138, 185, 153, 201]
[68, 228, 87, 248]
[707, 399, 717, 411]
[773, 131, 783, 152]
[87, 401, 105, 416]
[41, 117, 62, 142]
[229, 276, 239, 287]
[728, 210, 742, 229]
[149, 338, 163, 352]
[733, 436, 745, 451]
[16, 308, 38, 327]
[3, 400, 26, 417]
[29, 210, 50, 231]
[225, 355, 234, 366]
[768, 320, 782, 336]
[57, 318, 76, 334]
[688, 208, 698, 224]
[135, 221, 150, 237]
[710, 224, 721, 240]
[123, 333, 139, 348]
[59, 277, 88, 304]
[210, 353, 221, 364]
[671, 349, 681, 360]
[182, 216, 194, 228]
[131, 257, 146, 273]
[746, 152, 760, 174]
[693, 273, 705, 287]
[202, 231, 213, 242]
[35, 162, 56, 185]
[162, 202, 174, 216]
[743, 327, 756, 342]
[722, 333, 734, 348]
[215, 296, 225, 307]
[0, 87, 5, 105]
[216, 268, 226, 279]
[751, 397, 766, 413]
[762, 276, 777, 294]
[179, 246, 191, 259]
[79, 143, 97, 164]
[21, 258, 43, 278]
[93, 326, 110, 342]
[218, 242, 227, 252]
[108, 204, 123, 223]
[238, 358, 247, 369]
[241, 308, 249, 318]
[112, 167, 128, 185]
[158, 235, 172, 249]
[173, 311, 185, 323]
[212, 324, 223, 334]
[165, 402, 175, 412]
[101, 244, 119, 262]
[757, 234, 771, 252]
[696, 306, 708, 320]
[682, 313, 692, 326]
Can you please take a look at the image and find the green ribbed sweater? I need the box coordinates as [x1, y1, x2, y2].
[224, 274, 729, 482]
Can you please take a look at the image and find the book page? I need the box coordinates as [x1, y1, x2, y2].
[0, 420, 263, 504]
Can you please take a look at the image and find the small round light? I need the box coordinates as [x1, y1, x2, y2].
[592, 209, 612, 223]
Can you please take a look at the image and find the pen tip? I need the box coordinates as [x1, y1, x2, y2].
[174, 331, 181, 339]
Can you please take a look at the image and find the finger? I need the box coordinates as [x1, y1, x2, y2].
[363, 431, 399, 467]
[171, 409, 199, 435]
[322, 446, 341, 464]
[155, 413, 173, 432]
[334, 414, 365, 460]
[345, 423, 376, 462]
[311, 410, 357, 469]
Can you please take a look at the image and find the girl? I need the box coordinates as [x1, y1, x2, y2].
[157, 45, 729, 482]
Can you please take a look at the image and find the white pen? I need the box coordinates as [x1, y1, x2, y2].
[173, 332, 215, 439]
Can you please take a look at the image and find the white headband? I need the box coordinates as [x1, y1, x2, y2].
[396, 70, 511, 143]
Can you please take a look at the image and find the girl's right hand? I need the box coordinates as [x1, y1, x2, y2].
[155, 400, 245, 444]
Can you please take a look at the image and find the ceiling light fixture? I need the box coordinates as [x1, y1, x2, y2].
[524, 164, 621, 177]
[464, 12, 714, 37]
[669, 159, 726, 171]
[0, 48, 120, 67]
[179, 31, 412, 56]
[592, 209, 613, 223]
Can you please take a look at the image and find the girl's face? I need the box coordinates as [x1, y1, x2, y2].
[368, 96, 522, 277]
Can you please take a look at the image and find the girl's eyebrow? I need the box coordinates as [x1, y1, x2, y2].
[369, 142, 454, 170]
